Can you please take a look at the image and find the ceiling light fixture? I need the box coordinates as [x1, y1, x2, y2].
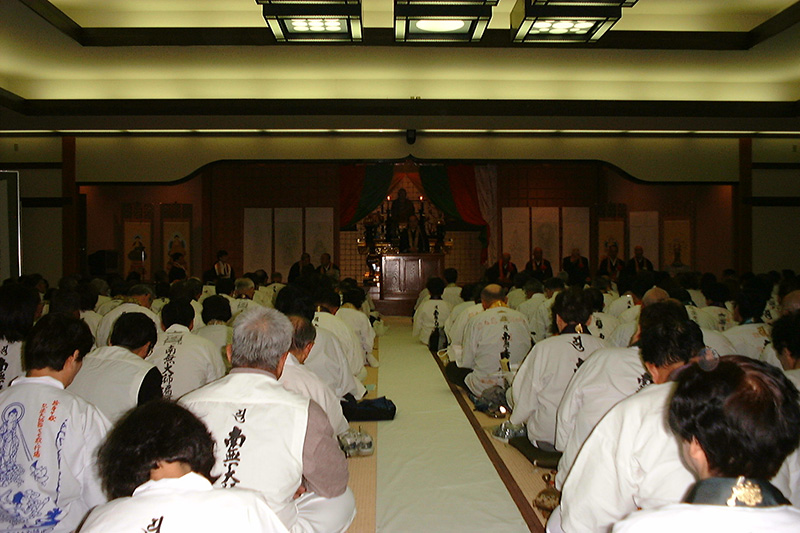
[395, 2, 494, 42]
[511, 3, 622, 43]
[257, 0, 362, 42]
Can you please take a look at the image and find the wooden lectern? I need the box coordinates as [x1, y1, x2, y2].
[377, 254, 444, 316]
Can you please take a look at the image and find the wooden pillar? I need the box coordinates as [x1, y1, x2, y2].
[62, 136, 78, 276]
[736, 138, 753, 274]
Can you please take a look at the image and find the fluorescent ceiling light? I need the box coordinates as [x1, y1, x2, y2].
[511, 3, 622, 43]
[261, 2, 362, 42]
[395, 3, 491, 42]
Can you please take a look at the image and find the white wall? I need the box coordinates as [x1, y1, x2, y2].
[17, 168, 63, 284]
[1, 135, 740, 183]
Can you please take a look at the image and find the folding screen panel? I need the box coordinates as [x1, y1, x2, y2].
[530, 207, 560, 269]
[561, 207, 591, 267]
[304, 208, 334, 264]
[629, 211, 659, 267]
[274, 208, 303, 280]
[502, 207, 530, 270]
[243, 208, 273, 275]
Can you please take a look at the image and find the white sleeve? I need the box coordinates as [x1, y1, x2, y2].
[460, 319, 477, 369]
[509, 346, 539, 425]
[560, 407, 637, 533]
[554, 367, 585, 451]
[81, 407, 113, 508]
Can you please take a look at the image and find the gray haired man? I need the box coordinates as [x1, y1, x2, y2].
[181, 307, 355, 533]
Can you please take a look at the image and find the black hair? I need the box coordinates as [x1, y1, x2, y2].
[426, 277, 446, 298]
[169, 280, 194, 301]
[110, 312, 158, 351]
[584, 288, 605, 313]
[638, 300, 689, 333]
[289, 314, 317, 352]
[630, 272, 656, 299]
[669, 356, 800, 479]
[24, 313, 93, 371]
[443, 268, 458, 284]
[161, 299, 195, 329]
[201, 295, 232, 324]
[735, 289, 767, 322]
[216, 250, 228, 260]
[460, 283, 476, 301]
[341, 287, 366, 308]
[274, 285, 314, 321]
[49, 290, 81, 316]
[314, 289, 341, 310]
[78, 283, 99, 311]
[552, 286, 592, 325]
[97, 400, 217, 499]
[215, 277, 235, 296]
[639, 317, 703, 367]
[0, 283, 40, 343]
[702, 282, 730, 306]
[543, 277, 565, 292]
[668, 287, 693, 306]
[771, 312, 800, 362]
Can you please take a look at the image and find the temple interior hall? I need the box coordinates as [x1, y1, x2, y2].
[2, 0, 800, 531]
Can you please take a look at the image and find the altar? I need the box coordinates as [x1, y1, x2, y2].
[375, 254, 444, 315]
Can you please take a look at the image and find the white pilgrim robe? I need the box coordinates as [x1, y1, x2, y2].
[763, 295, 780, 325]
[228, 298, 263, 322]
[786, 368, 800, 388]
[193, 323, 233, 364]
[700, 305, 735, 331]
[68, 345, 157, 423]
[79, 309, 102, 339]
[314, 312, 364, 378]
[80, 472, 288, 533]
[531, 294, 557, 343]
[612, 502, 800, 533]
[686, 305, 717, 330]
[722, 322, 772, 359]
[412, 299, 451, 345]
[701, 328, 737, 356]
[608, 320, 638, 348]
[180, 370, 355, 533]
[587, 311, 619, 342]
[94, 294, 111, 312]
[518, 293, 547, 333]
[555, 346, 647, 488]
[336, 306, 375, 364]
[618, 305, 641, 324]
[607, 294, 636, 318]
[280, 354, 350, 436]
[0, 376, 110, 533]
[559, 383, 697, 533]
[149, 297, 169, 315]
[444, 300, 477, 333]
[461, 306, 531, 397]
[442, 284, 464, 310]
[506, 288, 527, 310]
[95, 303, 160, 348]
[559, 382, 800, 533]
[190, 299, 205, 330]
[445, 303, 484, 365]
[95, 297, 124, 316]
[0, 339, 23, 391]
[146, 324, 226, 399]
[305, 328, 366, 400]
[509, 332, 606, 445]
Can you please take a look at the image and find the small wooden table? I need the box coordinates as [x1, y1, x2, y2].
[376, 254, 444, 316]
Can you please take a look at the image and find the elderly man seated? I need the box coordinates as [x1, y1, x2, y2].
[180, 307, 355, 533]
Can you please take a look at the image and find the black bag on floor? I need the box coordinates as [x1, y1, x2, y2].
[341, 395, 397, 421]
[428, 327, 448, 352]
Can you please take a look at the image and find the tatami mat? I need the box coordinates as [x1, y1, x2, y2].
[347, 341, 380, 533]
[375, 317, 529, 532]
